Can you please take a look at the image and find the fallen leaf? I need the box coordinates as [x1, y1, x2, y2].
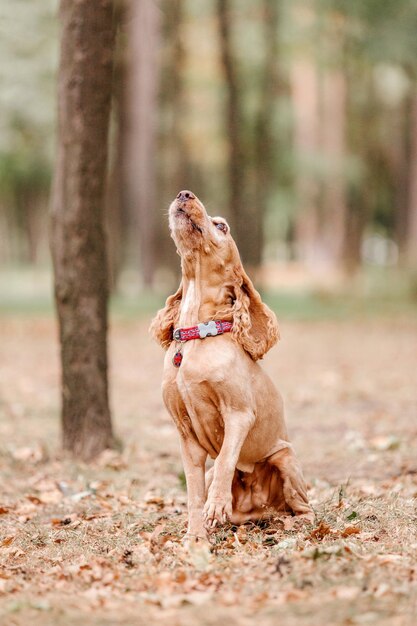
[120, 549, 135, 568]
[51, 517, 73, 526]
[27, 495, 42, 505]
[307, 521, 332, 540]
[1, 536, 15, 547]
[341, 526, 361, 537]
[144, 493, 165, 508]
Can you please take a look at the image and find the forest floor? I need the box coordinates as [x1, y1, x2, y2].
[0, 304, 416, 625]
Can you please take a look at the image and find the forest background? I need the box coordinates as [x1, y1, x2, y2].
[1, 0, 417, 299]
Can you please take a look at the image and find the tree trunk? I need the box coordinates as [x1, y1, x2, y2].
[254, 0, 280, 268]
[406, 91, 417, 267]
[50, 0, 115, 461]
[342, 57, 375, 274]
[107, 17, 131, 291]
[387, 99, 409, 262]
[291, 56, 321, 266]
[156, 0, 188, 277]
[217, 0, 259, 268]
[125, 0, 161, 288]
[292, 7, 348, 275]
[320, 64, 347, 268]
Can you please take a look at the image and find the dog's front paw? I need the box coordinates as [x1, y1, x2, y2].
[203, 496, 232, 530]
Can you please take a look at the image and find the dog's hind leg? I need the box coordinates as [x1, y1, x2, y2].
[267, 445, 314, 522]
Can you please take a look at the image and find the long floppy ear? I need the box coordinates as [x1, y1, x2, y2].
[149, 282, 182, 349]
[232, 269, 279, 360]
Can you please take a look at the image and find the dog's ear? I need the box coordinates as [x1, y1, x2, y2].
[149, 282, 182, 349]
[232, 269, 279, 360]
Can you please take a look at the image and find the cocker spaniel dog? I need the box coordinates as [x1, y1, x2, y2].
[150, 191, 313, 543]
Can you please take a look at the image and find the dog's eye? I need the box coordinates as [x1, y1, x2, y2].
[215, 223, 228, 233]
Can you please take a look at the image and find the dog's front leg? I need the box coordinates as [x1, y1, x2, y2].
[179, 435, 208, 544]
[203, 411, 255, 529]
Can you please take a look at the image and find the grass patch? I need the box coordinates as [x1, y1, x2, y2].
[1, 266, 417, 320]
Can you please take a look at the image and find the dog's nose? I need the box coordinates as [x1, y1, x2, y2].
[177, 190, 195, 202]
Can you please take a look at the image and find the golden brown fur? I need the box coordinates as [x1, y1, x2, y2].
[150, 191, 313, 543]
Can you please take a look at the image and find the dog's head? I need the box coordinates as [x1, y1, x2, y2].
[151, 191, 279, 360]
[169, 190, 234, 257]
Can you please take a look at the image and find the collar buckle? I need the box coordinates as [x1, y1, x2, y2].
[173, 328, 182, 342]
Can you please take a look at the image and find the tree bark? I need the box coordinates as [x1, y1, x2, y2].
[50, 0, 116, 461]
[125, 0, 161, 288]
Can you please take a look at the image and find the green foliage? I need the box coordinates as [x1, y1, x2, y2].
[0, 0, 56, 258]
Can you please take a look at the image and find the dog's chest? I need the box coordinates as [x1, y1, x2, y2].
[175, 371, 225, 456]
[163, 339, 244, 457]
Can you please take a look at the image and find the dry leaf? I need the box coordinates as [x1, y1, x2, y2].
[1, 536, 15, 547]
[144, 492, 165, 508]
[307, 521, 332, 540]
[27, 495, 42, 505]
[341, 526, 361, 537]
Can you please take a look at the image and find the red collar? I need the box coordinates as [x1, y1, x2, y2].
[173, 320, 233, 342]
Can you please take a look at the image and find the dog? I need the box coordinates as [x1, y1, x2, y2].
[150, 190, 313, 543]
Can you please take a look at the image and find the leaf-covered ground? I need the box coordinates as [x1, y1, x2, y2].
[0, 313, 416, 625]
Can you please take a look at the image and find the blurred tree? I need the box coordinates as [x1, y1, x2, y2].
[217, 0, 260, 268]
[0, 144, 50, 263]
[50, 0, 116, 460]
[156, 0, 189, 276]
[319, 12, 348, 269]
[406, 89, 417, 266]
[326, 0, 417, 269]
[254, 0, 281, 268]
[107, 2, 131, 290]
[291, 5, 321, 268]
[0, 1, 56, 265]
[125, 0, 161, 288]
[2, 0, 417, 280]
